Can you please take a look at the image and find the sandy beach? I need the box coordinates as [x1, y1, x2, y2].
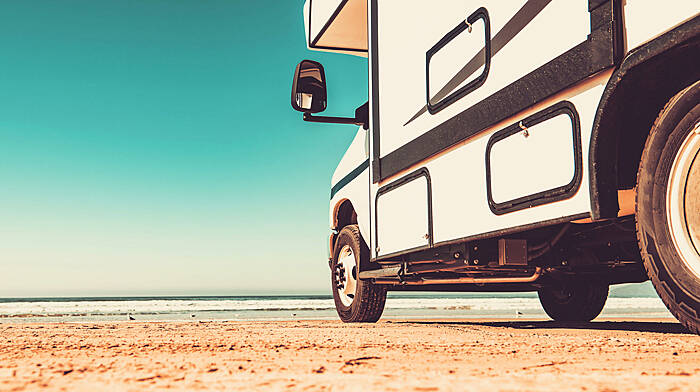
[1, 318, 699, 391]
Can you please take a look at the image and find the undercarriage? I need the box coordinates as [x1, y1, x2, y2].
[360, 215, 646, 292]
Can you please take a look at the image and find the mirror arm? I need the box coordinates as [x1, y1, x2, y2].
[303, 113, 366, 128]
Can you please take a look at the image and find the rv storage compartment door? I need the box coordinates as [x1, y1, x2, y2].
[375, 170, 431, 257]
[486, 102, 581, 214]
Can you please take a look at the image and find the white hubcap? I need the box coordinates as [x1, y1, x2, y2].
[666, 121, 700, 278]
[335, 245, 357, 306]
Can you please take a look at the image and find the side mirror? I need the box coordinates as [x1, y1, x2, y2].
[291, 60, 327, 113]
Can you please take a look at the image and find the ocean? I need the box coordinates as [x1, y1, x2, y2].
[0, 282, 670, 323]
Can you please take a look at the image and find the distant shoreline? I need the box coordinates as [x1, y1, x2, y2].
[0, 294, 670, 323]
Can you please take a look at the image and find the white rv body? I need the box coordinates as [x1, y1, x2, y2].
[300, 0, 700, 327]
[316, 0, 698, 260]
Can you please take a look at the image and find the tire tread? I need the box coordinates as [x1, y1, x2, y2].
[635, 82, 700, 335]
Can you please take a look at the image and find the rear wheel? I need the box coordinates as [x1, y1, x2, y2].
[331, 225, 387, 322]
[538, 282, 609, 322]
[636, 81, 700, 334]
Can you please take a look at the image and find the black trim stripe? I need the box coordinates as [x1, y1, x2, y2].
[330, 159, 369, 199]
[370, 0, 381, 182]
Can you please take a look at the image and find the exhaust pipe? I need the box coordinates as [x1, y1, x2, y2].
[373, 267, 543, 285]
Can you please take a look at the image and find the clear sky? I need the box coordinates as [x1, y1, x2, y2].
[0, 1, 368, 296]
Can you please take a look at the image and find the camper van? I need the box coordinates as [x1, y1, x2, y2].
[290, 1, 700, 331]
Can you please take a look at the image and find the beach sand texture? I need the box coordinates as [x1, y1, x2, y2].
[1, 319, 699, 391]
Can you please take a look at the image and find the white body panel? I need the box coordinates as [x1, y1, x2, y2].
[330, 128, 368, 187]
[624, 1, 699, 50]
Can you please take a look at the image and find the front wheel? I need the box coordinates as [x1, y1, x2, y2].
[331, 225, 387, 322]
[538, 282, 609, 322]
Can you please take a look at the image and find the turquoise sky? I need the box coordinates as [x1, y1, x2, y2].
[0, 1, 368, 296]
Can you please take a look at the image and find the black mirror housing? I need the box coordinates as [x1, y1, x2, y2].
[291, 60, 327, 113]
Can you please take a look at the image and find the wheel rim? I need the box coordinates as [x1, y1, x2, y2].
[666, 120, 700, 278]
[334, 244, 357, 306]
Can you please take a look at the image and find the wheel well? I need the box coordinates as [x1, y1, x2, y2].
[590, 30, 700, 219]
[614, 41, 700, 191]
[330, 200, 359, 261]
[333, 199, 358, 231]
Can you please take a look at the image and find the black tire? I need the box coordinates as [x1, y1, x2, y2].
[331, 225, 387, 323]
[636, 80, 700, 334]
[538, 282, 609, 322]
